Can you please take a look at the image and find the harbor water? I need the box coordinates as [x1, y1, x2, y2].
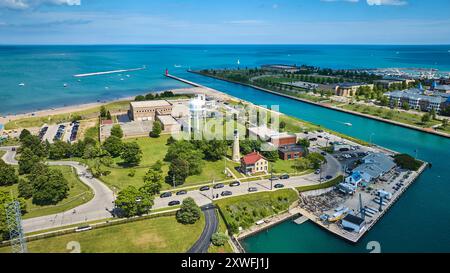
[1, 45, 449, 252]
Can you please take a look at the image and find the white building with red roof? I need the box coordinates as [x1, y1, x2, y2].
[240, 151, 269, 175]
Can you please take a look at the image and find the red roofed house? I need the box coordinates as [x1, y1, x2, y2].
[240, 152, 269, 175]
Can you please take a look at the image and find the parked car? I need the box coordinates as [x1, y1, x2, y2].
[320, 152, 327, 156]
[280, 174, 290, 180]
[213, 183, 225, 189]
[168, 200, 181, 206]
[326, 175, 333, 180]
[248, 187, 258, 192]
[315, 169, 321, 175]
[160, 192, 172, 198]
[229, 181, 241, 187]
[274, 184, 285, 189]
[176, 190, 187, 196]
[221, 191, 233, 196]
[199, 186, 210, 191]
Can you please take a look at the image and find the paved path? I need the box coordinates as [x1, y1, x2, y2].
[1, 145, 341, 234]
[187, 204, 218, 253]
[0, 146, 115, 233]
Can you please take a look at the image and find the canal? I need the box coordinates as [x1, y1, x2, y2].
[179, 71, 450, 253]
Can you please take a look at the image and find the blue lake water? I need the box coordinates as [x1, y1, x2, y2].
[1, 45, 450, 115]
[1, 45, 449, 252]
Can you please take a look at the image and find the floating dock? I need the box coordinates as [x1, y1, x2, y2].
[294, 215, 309, 225]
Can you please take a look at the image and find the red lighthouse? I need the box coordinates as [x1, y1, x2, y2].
[165, 68, 169, 76]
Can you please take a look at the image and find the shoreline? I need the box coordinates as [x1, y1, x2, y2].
[0, 96, 135, 126]
[188, 70, 450, 139]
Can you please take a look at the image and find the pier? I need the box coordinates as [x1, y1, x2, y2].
[74, 66, 146, 78]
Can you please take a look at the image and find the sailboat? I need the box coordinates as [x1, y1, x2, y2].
[18, 83, 25, 87]
[237, 59, 241, 66]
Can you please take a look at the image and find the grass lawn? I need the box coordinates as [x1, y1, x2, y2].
[296, 175, 343, 193]
[270, 159, 299, 174]
[340, 104, 441, 128]
[0, 214, 205, 253]
[215, 189, 298, 234]
[0, 166, 94, 219]
[93, 135, 236, 191]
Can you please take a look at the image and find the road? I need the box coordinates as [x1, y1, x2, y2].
[0, 146, 115, 233]
[187, 204, 218, 253]
[1, 144, 341, 234]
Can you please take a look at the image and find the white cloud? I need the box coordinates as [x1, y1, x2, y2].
[366, 0, 407, 6]
[0, 0, 81, 10]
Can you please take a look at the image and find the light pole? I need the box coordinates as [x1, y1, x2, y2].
[270, 162, 274, 190]
[211, 179, 215, 199]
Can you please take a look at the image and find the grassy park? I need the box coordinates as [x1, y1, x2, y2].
[0, 214, 205, 253]
[88, 135, 238, 192]
[0, 166, 94, 219]
[215, 189, 298, 234]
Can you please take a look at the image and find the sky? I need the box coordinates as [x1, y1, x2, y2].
[0, 0, 449, 44]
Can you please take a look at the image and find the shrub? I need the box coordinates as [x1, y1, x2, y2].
[176, 197, 201, 225]
[211, 232, 229, 246]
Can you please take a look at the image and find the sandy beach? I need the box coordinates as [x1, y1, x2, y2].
[0, 96, 135, 125]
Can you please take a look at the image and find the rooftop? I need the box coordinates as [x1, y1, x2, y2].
[354, 153, 396, 178]
[343, 214, 365, 226]
[130, 100, 171, 108]
[241, 152, 266, 165]
[157, 115, 178, 125]
[278, 144, 306, 154]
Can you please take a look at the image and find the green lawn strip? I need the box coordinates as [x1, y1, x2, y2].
[214, 189, 298, 234]
[296, 175, 343, 193]
[0, 166, 94, 219]
[0, 137, 20, 147]
[340, 104, 441, 128]
[208, 210, 234, 253]
[0, 214, 205, 253]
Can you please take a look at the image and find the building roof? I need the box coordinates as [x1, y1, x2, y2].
[435, 85, 450, 91]
[338, 82, 369, 88]
[347, 171, 362, 182]
[384, 88, 448, 104]
[248, 126, 281, 141]
[343, 214, 365, 226]
[353, 153, 396, 179]
[278, 144, 306, 154]
[156, 115, 178, 125]
[130, 100, 171, 108]
[241, 152, 266, 165]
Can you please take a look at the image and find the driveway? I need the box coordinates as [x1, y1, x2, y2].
[187, 204, 218, 253]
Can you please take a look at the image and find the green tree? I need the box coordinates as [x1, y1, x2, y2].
[0, 159, 19, 186]
[110, 124, 124, 139]
[18, 178, 34, 199]
[19, 129, 31, 142]
[306, 152, 325, 169]
[48, 141, 72, 160]
[150, 120, 162, 138]
[0, 192, 27, 241]
[100, 106, 107, 118]
[32, 168, 69, 205]
[121, 142, 142, 166]
[421, 113, 431, 124]
[430, 109, 437, 120]
[202, 140, 227, 161]
[401, 101, 410, 111]
[102, 136, 124, 157]
[18, 147, 41, 175]
[165, 141, 204, 175]
[297, 138, 310, 149]
[211, 232, 229, 246]
[261, 150, 279, 162]
[168, 158, 190, 185]
[293, 158, 311, 171]
[176, 197, 201, 224]
[142, 163, 164, 195]
[114, 186, 154, 217]
[135, 95, 145, 101]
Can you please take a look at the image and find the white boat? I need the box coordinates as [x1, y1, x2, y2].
[344, 122, 353, 127]
[63, 83, 68, 88]
[237, 59, 241, 65]
[174, 64, 182, 68]
[19, 83, 25, 87]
